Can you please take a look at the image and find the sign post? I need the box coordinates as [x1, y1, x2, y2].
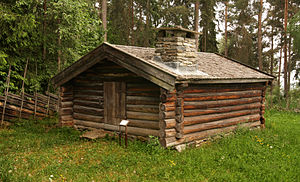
[119, 120, 129, 148]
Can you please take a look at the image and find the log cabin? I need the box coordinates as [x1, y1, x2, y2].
[51, 27, 274, 148]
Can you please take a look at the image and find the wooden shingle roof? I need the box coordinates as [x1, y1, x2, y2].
[52, 43, 274, 90]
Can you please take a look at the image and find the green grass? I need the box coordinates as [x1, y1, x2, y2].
[0, 110, 299, 182]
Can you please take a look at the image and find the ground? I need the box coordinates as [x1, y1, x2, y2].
[0, 110, 299, 182]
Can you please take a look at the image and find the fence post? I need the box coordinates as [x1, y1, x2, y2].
[1, 64, 12, 126]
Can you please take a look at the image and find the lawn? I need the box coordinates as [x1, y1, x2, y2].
[0, 109, 299, 182]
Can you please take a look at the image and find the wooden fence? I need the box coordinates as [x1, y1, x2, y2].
[0, 92, 58, 122]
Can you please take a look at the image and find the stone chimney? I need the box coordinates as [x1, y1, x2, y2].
[155, 26, 199, 68]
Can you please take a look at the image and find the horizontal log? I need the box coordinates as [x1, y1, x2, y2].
[160, 111, 176, 119]
[160, 102, 176, 111]
[45, 91, 59, 99]
[127, 83, 158, 88]
[60, 107, 73, 115]
[164, 119, 176, 129]
[127, 111, 159, 121]
[159, 137, 177, 148]
[60, 115, 73, 121]
[183, 84, 264, 94]
[60, 92, 72, 97]
[1, 98, 49, 115]
[127, 87, 160, 92]
[128, 119, 159, 130]
[73, 95, 103, 102]
[126, 96, 160, 105]
[184, 97, 262, 110]
[0, 106, 45, 118]
[160, 93, 176, 102]
[74, 120, 159, 137]
[61, 101, 73, 108]
[73, 79, 103, 87]
[183, 114, 261, 134]
[73, 90, 103, 96]
[73, 100, 103, 109]
[73, 85, 103, 91]
[184, 109, 260, 126]
[183, 90, 262, 101]
[61, 96, 73, 102]
[35, 93, 50, 103]
[184, 102, 262, 117]
[126, 91, 160, 97]
[73, 112, 104, 122]
[184, 121, 261, 142]
[127, 96, 160, 102]
[159, 128, 176, 138]
[73, 105, 104, 116]
[126, 105, 159, 113]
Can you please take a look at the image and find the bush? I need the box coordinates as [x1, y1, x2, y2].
[266, 85, 300, 111]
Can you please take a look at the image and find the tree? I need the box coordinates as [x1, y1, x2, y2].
[283, 0, 288, 98]
[224, 0, 228, 57]
[102, 0, 107, 42]
[199, 0, 218, 52]
[257, 0, 263, 70]
[194, 0, 200, 51]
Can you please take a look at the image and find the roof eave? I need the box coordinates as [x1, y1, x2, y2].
[175, 78, 273, 84]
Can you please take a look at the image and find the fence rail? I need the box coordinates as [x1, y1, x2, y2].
[0, 92, 58, 122]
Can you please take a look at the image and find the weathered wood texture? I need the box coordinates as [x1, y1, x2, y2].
[60, 83, 73, 126]
[183, 84, 264, 129]
[163, 83, 266, 147]
[159, 89, 177, 147]
[0, 92, 58, 122]
[126, 82, 160, 132]
[72, 60, 161, 136]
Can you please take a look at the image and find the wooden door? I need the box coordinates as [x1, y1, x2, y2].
[104, 82, 126, 125]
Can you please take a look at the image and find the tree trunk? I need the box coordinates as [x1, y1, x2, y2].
[278, 47, 282, 87]
[287, 35, 291, 108]
[224, 1, 228, 57]
[57, 18, 61, 72]
[270, 25, 274, 107]
[194, 0, 199, 51]
[283, 0, 288, 99]
[43, 0, 47, 61]
[258, 0, 263, 71]
[145, 0, 150, 47]
[102, 0, 107, 42]
[130, 0, 134, 45]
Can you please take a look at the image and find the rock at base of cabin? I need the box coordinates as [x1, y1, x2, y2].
[81, 129, 109, 140]
[175, 144, 186, 152]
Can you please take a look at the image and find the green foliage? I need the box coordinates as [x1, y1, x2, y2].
[199, 0, 218, 52]
[0, 110, 299, 181]
[266, 86, 300, 110]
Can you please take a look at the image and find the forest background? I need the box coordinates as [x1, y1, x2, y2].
[0, 0, 299, 109]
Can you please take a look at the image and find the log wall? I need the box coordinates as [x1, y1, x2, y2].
[70, 59, 160, 137]
[162, 83, 266, 147]
[159, 89, 177, 147]
[59, 83, 73, 126]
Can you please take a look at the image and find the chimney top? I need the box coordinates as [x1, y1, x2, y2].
[155, 26, 199, 68]
[157, 26, 200, 39]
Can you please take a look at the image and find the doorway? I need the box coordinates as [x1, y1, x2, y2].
[103, 82, 126, 125]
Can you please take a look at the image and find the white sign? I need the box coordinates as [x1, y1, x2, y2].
[120, 120, 129, 126]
